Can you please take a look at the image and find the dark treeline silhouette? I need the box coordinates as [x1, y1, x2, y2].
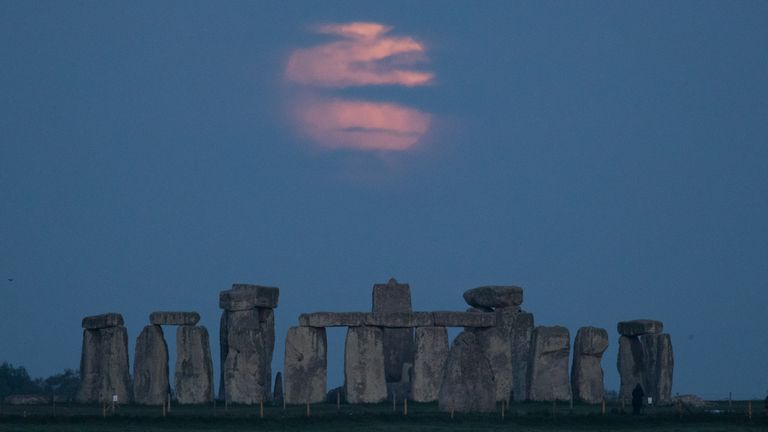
[0, 362, 79, 401]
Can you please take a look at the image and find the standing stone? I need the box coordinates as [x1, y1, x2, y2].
[273, 371, 283, 404]
[175, 325, 214, 404]
[344, 326, 387, 404]
[372, 278, 414, 383]
[219, 283, 278, 404]
[438, 331, 495, 413]
[617, 335, 644, 403]
[510, 311, 534, 401]
[223, 307, 275, 404]
[76, 315, 132, 404]
[571, 326, 608, 404]
[473, 324, 513, 402]
[640, 333, 673, 405]
[284, 326, 327, 404]
[527, 326, 571, 401]
[218, 310, 228, 400]
[411, 326, 449, 402]
[133, 325, 169, 405]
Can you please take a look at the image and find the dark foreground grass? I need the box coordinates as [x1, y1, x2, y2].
[0, 400, 765, 431]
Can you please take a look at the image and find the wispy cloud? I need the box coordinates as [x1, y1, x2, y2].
[284, 22, 435, 152]
[285, 22, 434, 88]
[294, 98, 431, 151]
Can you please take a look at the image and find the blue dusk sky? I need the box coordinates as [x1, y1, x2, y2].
[1, 1, 767, 399]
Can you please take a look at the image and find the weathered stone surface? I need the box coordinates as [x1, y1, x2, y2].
[284, 326, 327, 404]
[133, 325, 169, 405]
[473, 326, 513, 402]
[617, 320, 663, 337]
[438, 331, 496, 413]
[571, 326, 608, 404]
[273, 371, 283, 404]
[344, 326, 387, 404]
[76, 326, 132, 403]
[299, 312, 367, 327]
[463, 286, 523, 309]
[527, 326, 571, 401]
[640, 333, 673, 405]
[372, 278, 415, 384]
[365, 312, 435, 327]
[149, 312, 200, 326]
[222, 307, 275, 404]
[432, 311, 496, 327]
[218, 310, 228, 401]
[510, 311, 534, 402]
[411, 326, 449, 402]
[175, 325, 214, 404]
[617, 335, 644, 403]
[82, 313, 124, 330]
[220, 284, 279, 311]
[372, 278, 412, 313]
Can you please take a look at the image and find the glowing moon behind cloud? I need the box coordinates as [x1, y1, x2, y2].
[284, 22, 434, 152]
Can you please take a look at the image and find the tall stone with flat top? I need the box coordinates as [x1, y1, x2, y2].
[175, 325, 214, 404]
[411, 326, 449, 402]
[284, 326, 327, 404]
[571, 326, 608, 404]
[527, 326, 571, 401]
[76, 313, 132, 404]
[438, 331, 495, 413]
[344, 326, 387, 404]
[372, 278, 414, 383]
[133, 325, 169, 405]
[219, 284, 278, 404]
[617, 319, 673, 405]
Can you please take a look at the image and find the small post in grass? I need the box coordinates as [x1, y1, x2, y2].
[259, 400, 264, 419]
[501, 400, 505, 420]
[748, 400, 753, 420]
[450, 408, 454, 419]
[404, 398, 408, 416]
[336, 391, 340, 411]
[283, 395, 287, 411]
[392, 393, 396, 412]
[306, 400, 310, 417]
[729, 392, 732, 411]
[601, 399, 606, 415]
[167, 393, 171, 413]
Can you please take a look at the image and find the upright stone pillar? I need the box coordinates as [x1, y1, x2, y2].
[617, 319, 673, 405]
[571, 326, 608, 404]
[284, 326, 327, 404]
[344, 326, 387, 404]
[219, 284, 279, 404]
[76, 313, 132, 404]
[510, 311, 534, 401]
[411, 326, 449, 402]
[472, 325, 513, 402]
[527, 325, 571, 401]
[133, 325, 169, 405]
[640, 333, 673, 405]
[175, 325, 214, 404]
[372, 278, 414, 383]
[438, 331, 495, 413]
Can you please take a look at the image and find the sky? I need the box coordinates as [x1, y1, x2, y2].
[1, 1, 767, 400]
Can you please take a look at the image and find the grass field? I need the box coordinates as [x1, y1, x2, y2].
[0, 400, 765, 431]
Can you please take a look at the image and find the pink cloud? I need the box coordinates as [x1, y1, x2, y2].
[284, 22, 435, 152]
[285, 22, 434, 88]
[295, 98, 431, 151]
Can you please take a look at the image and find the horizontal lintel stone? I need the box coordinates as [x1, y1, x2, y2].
[149, 311, 200, 326]
[82, 313, 124, 329]
[299, 311, 495, 328]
